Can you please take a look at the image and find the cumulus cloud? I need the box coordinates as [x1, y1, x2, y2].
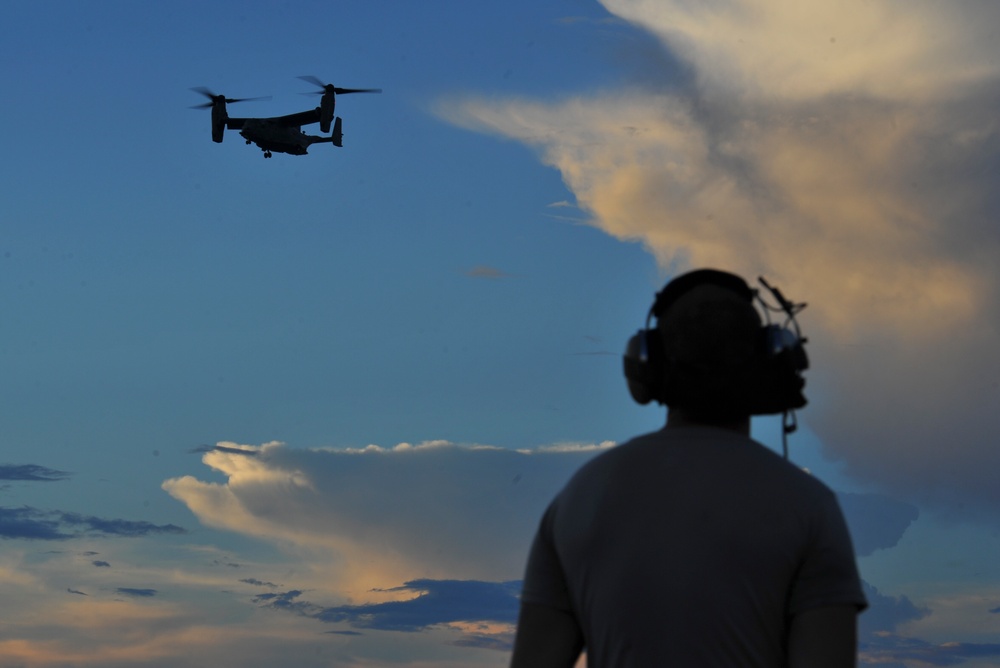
[163, 440, 603, 591]
[164, 438, 911, 639]
[440, 0, 1000, 520]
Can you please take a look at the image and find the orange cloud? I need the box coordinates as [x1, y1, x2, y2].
[441, 0, 1000, 517]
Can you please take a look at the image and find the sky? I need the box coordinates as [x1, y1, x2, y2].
[2, 0, 999, 666]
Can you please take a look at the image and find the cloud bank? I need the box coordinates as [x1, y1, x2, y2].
[163, 441, 608, 591]
[164, 440, 921, 655]
[441, 0, 1000, 519]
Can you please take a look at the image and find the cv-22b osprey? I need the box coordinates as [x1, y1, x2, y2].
[191, 76, 381, 158]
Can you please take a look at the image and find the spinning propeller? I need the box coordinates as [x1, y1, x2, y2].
[189, 87, 271, 109]
[297, 76, 382, 96]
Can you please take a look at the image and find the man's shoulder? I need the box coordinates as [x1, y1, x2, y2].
[564, 426, 742, 480]
[607, 425, 763, 455]
[569, 426, 831, 495]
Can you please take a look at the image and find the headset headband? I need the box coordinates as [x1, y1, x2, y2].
[650, 269, 754, 321]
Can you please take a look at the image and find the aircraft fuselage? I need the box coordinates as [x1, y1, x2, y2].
[239, 119, 328, 156]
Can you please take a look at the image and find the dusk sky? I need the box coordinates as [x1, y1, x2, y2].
[2, 1, 1000, 666]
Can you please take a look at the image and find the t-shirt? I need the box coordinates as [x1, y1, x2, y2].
[521, 426, 867, 667]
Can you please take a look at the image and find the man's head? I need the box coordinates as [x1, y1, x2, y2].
[623, 269, 808, 418]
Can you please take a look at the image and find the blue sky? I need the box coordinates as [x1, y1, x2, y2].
[2, 1, 1000, 666]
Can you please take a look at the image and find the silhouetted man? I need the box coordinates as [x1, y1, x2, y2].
[511, 269, 867, 668]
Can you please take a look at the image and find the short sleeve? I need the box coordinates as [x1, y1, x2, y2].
[520, 501, 575, 612]
[787, 489, 869, 615]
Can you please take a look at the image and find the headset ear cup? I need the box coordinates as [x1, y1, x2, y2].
[751, 326, 809, 414]
[623, 330, 655, 405]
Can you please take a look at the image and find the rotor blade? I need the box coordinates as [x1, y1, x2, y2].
[227, 95, 272, 104]
[189, 102, 215, 110]
[297, 76, 381, 96]
[190, 88, 271, 104]
[191, 86, 218, 100]
[297, 75, 327, 89]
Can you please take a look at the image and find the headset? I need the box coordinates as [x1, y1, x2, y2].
[623, 269, 809, 455]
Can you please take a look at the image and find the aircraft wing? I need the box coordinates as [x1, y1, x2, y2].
[270, 108, 322, 127]
[227, 108, 322, 130]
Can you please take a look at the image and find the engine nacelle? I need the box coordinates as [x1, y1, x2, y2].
[211, 101, 227, 143]
[320, 92, 336, 134]
[331, 117, 343, 147]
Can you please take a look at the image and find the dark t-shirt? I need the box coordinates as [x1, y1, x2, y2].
[521, 426, 867, 667]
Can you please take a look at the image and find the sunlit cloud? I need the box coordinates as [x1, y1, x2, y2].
[165, 441, 918, 573]
[440, 0, 1000, 520]
[160, 440, 921, 651]
[1, 437, 926, 665]
[604, 0, 1000, 102]
[163, 440, 598, 593]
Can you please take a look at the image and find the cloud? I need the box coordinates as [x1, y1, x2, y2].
[165, 439, 903, 604]
[861, 633, 1000, 667]
[116, 587, 157, 598]
[241, 577, 278, 588]
[162, 436, 907, 658]
[0, 507, 73, 540]
[0, 506, 186, 540]
[163, 440, 601, 589]
[188, 443, 259, 456]
[0, 464, 71, 482]
[59, 513, 185, 538]
[254, 579, 519, 650]
[836, 493, 919, 557]
[856, 584, 1000, 665]
[0, 595, 391, 668]
[256, 579, 519, 633]
[441, 0, 1000, 521]
[92, 560, 110, 568]
[860, 581, 929, 637]
[603, 0, 1000, 102]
